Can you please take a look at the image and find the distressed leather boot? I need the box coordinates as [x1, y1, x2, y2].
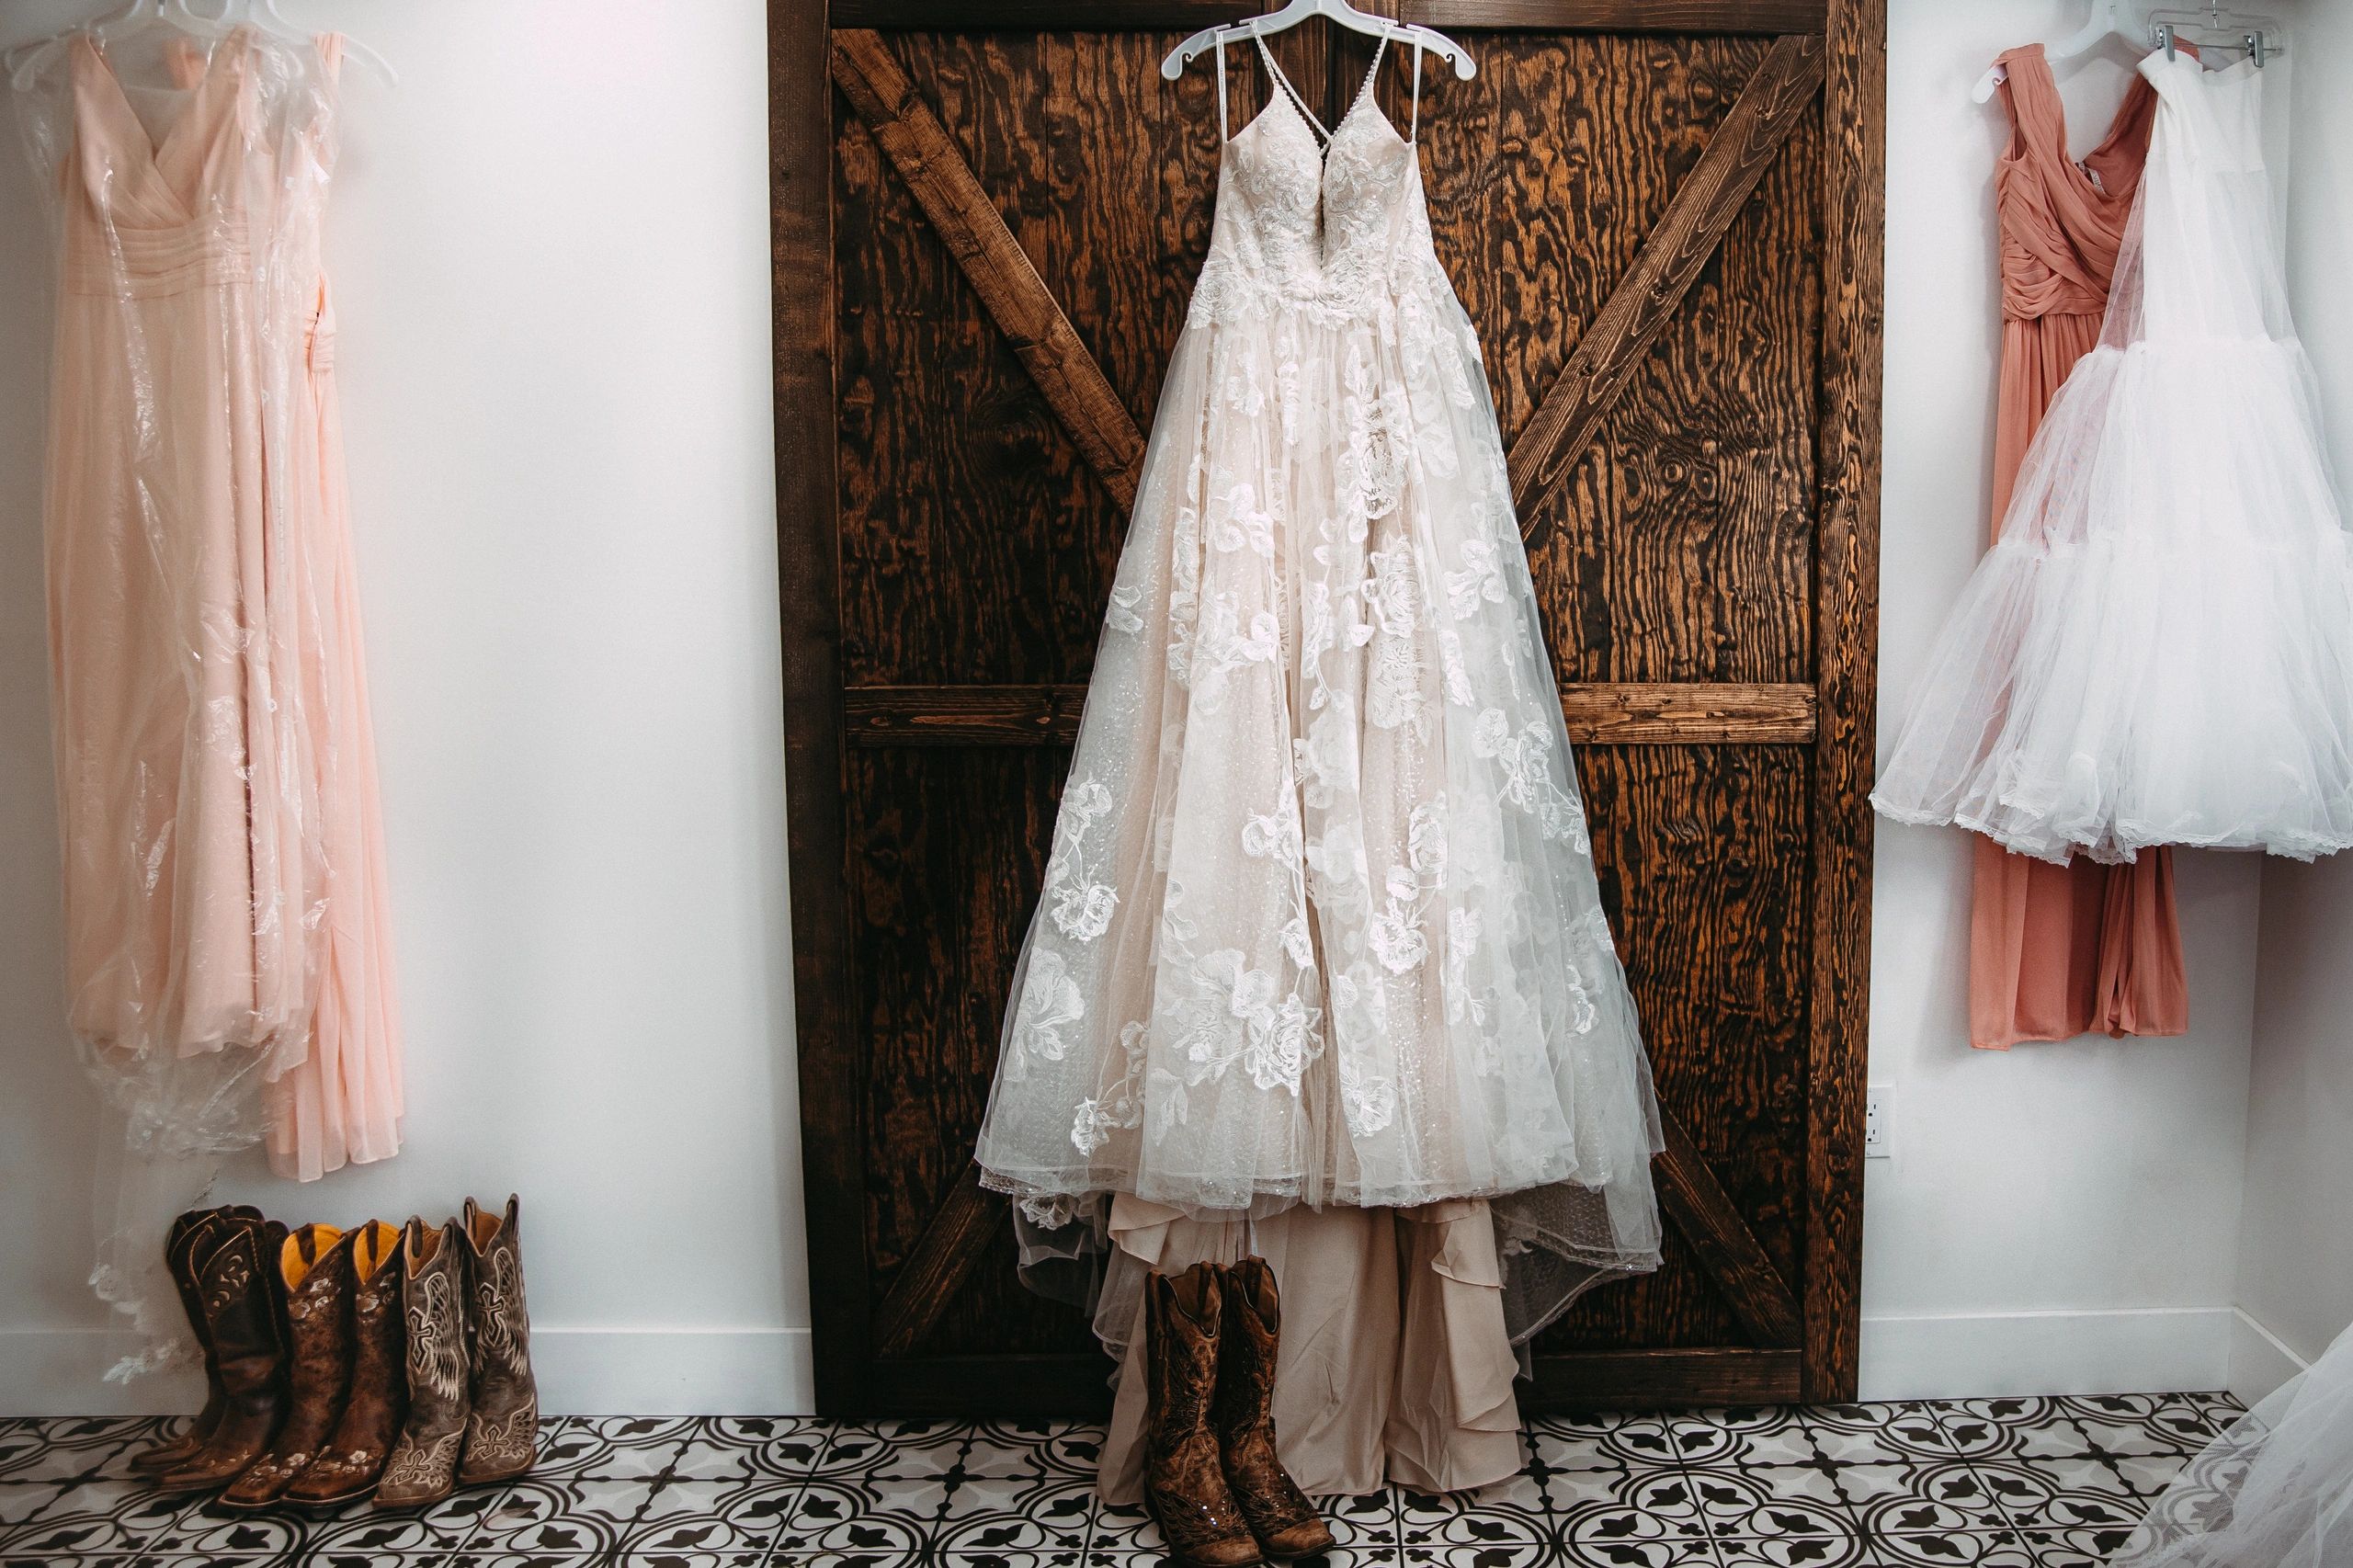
[286, 1221, 407, 1506]
[457, 1195, 539, 1484]
[130, 1206, 259, 1474]
[1213, 1259, 1332, 1559]
[1142, 1263, 1262, 1568]
[155, 1220, 290, 1493]
[374, 1218, 472, 1508]
[221, 1225, 356, 1508]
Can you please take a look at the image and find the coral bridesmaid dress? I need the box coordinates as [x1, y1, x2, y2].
[1969, 44, 2186, 1050]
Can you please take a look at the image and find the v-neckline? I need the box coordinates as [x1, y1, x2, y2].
[77, 27, 240, 173]
[1998, 42, 2150, 207]
[1250, 37, 1395, 169]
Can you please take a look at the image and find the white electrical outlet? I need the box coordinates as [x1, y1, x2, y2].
[1865, 1085, 1892, 1158]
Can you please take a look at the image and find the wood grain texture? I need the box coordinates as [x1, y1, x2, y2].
[1420, 35, 1819, 688]
[1655, 1109, 1803, 1347]
[1535, 745, 1810, 1356]
[833, 29, 1147, 508]
[1802, 0, 1883, 1405]
[835, 0, 1827, 30]
[1506, 34, 1822, 539]
[845, 745, 1099, 1359]
[772, 0, 869, 1415]
[871, 1168, 1006, 1357]
[790, 6, 1880, 1415]
[843, 682, 1817, 745]
[1527, 1348, 1802, 1408]
[1407, 0, 1825, 30]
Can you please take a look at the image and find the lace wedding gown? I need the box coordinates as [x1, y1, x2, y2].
[973, 36, 1664, 1349]
[1875, 51, 2353, 865]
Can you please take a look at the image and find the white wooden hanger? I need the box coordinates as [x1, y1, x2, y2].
[1971, 0, 2137, 103]
[1161, 0, 1476, 83]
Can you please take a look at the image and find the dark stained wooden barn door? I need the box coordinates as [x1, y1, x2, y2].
[772, 0, 1884, 1415]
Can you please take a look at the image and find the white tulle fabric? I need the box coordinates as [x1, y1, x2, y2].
[973, 41, 1664, 1304]
[1874, 54, 2353, 865]
[2109, 1316, 2353, 1568]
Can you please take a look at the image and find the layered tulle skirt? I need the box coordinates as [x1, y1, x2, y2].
[974, 275, 1663, 1301]
[1874, 330, 2353, 865]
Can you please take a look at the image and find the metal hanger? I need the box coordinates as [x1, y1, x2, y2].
[2147, 6, 2284, 67]
[1161, 0, 1476, 83]
[1972, 0, 2136, 104]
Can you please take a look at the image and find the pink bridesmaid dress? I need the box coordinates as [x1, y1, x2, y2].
[44, 28, 319, 1119]
[41, 27, 402, 1173]
[1971, 44, 2187, 1050]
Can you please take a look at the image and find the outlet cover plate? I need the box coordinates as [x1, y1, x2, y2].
[1865, 1085, 1892, 1158]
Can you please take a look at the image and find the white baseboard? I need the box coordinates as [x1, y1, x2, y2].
[1859, 1307, 2235, 1401]
[2226, 1308, 2309, 1407]
[0, 1326, 815, 1417]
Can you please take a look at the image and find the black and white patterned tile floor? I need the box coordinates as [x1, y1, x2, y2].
[0, 1392, 2240, 1568]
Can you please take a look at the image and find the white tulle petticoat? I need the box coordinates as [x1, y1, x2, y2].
[1875, 54, 2353, 866]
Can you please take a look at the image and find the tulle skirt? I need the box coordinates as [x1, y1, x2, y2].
[1873, 332, 2353, 865]
[975, 279, 1662, 1297]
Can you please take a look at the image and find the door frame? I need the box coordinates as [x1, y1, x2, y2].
[771, 0, 1883, 1417]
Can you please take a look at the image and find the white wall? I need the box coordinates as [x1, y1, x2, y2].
[0, 0, 2326, 1416]
[2231, 0, 2353, 1405]
[1860, 0, 2268, 1400]
[0, 0, 808, 1414]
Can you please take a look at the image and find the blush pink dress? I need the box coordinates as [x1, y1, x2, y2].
[39, 27, 402, 1175]
[1970, 44, 2186, 1050]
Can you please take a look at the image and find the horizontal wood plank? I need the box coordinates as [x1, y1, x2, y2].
[844, 682, 1817, 745]
[1527, 1347, 1803, 1408]
[1408, 0, 1824, 29]
[834, 0, 1825, 31]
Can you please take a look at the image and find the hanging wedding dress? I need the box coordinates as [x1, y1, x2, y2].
[972, 35, 1664, 1493]
[1875, 51, 2353, 864]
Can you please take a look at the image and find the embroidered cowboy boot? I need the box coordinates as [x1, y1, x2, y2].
[219, 1225, 356, 1508]
[154, 1220, 290, 1493]
[374, 1218, 472, 1508]
[457, 1195, 539, 1484]
[1142, 1263, 1262, 1568]
[1212, 1258, 1332, 1559]
[285, 1221, 407, 1506]
[130, 1206, 259, 1474]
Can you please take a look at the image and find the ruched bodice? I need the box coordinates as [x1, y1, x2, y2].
[1992, 43, 2156, 323]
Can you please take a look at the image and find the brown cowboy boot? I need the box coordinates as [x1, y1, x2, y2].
[456, 1195, 539, 1484]
[1212, 1259, 1333, 1559]
[374, 1218, 471, 1508]
[220, 1225, 357, 1508]
[154, 1220, 290, 1493]
[129, 1207, 253, 1474]
[285, 1221, 407, 1506]
[1142, 1263, 1262, 1568]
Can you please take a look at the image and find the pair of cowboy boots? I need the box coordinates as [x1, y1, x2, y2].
[136, 1214, 404, 1507]
[374, 1195, 540, 1509]
[1142, 1258, 1335, 1567]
